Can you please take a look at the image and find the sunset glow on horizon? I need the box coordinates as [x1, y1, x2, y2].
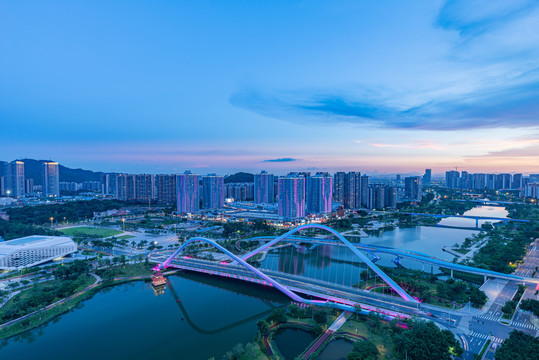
[2, 1, 539, 175]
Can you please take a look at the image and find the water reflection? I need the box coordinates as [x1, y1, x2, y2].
[166, 275, 279, 335]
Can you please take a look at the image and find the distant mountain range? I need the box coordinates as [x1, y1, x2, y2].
[1, 159, 106, 184]
[1, 159, 254, 185]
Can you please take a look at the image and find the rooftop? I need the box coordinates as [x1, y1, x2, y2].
[0, 235, 75, 251]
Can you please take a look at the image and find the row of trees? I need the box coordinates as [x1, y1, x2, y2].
[0, 218, 60, 241]
[495, 330, 539, 360]
[471, 222, 537, 273]
[519, 298, 539, 316]
[5, 199, 135, 225]
[0, 268, 91, 323]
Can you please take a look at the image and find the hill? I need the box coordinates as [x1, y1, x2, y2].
[224, 172, 254, 183]
[1, 159, 106, 185]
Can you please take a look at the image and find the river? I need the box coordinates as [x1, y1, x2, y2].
[0, 273, 287, 360]
[0, 206, 506, 359]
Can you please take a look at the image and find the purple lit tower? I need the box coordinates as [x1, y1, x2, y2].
[306, 173, 333, 214]
[177, 171, 200, 213]
[202, 174, 224, 209]
[278, 174, 305, 220]
[254, 170, 275, 203]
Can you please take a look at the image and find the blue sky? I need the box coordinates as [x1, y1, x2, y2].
[1, 0, 538, 175]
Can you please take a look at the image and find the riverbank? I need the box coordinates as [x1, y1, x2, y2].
[0, 263, 170, 341]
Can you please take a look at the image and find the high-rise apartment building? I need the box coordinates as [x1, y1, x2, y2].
[524, 183, 539, 199]
[512, 174, 523, 189]
[332, 172, 346, 203]
[445, 170, 459, 189]
[25, 178, 34, 194]
[405, 176, 422, 201]
[495, 174, 512, 189]
[177, 172, 200, 213]
[42, 162, 60, 197]
[306, 174, 332, 214]
[202, 174, 224, 209]
[384, 186, 397, 208]
[254, 171, 275, 203]
[341, 172, 361, 209]
[134, 174, 156, 202]
[278, 174, 306, 220]
[422, 169, 431, 185]
[156, 174, 177, 205]
[486, 174, 496, 189]
[360, 175, 369, 207]
[101, 174, 118, 195]
[116, 174, 155, 201]
[472, 173, 486, 190]
[4, 161, 25, 197]
[225, 183, 254, 201]
[365, 184, 396, 210]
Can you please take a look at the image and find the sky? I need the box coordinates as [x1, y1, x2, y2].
[1, 0, 539, 175]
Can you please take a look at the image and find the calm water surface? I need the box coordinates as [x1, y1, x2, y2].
[317, 338, 354, 360]
[273, 327, 315, 360]
[0, 273, 287, 360]
[0, 206, 502, 359]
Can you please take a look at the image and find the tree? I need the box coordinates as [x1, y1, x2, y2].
[7, 281, 19, 289]
[519, 299, 539, 317]
[313, 309, 327, 325]
[502, 301, 516, 316]
[368, 312, 382, 334]
[268, 308, 287, 324]
[495, 330, 539, 360]
[313, 323, 325, 336]
[257, 320, 269, 336]
[288, 304, 301, 318]
[470, 286, 488, 307]
[347, 340, 379, 360]
[399, 320, 463, 360]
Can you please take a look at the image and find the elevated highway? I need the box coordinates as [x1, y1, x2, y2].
[238, 235, 539, 285]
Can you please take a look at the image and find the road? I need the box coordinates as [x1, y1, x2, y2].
[152, 237, 539, 360]
[464, 238, 539, 360]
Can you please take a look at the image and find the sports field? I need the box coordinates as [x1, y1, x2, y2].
[59, 226, 122, 238]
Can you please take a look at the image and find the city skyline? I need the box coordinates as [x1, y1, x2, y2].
[2, 1, 539, 174]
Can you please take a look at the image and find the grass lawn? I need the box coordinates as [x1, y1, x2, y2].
[239, 342, 271, 360]
[97, 262, 155, 280]
[116, 234, 135, 240]
[338, 319, 394, 359]
[59, 226, 122, 238]
[0, 274, 95, 323]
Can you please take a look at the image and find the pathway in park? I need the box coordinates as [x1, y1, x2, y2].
[301, 311, 351, 359]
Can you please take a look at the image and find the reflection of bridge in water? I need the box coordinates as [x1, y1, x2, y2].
[237, 234, 538, 283]
[166, 273, 280, 335]
[151, 224, 538, 320]
[374, 211, 529, 229]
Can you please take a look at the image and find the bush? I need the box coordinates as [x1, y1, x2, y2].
[313, 309, 327, 325]
[347, 340, 379, 360]
[519, 299, 539, 317]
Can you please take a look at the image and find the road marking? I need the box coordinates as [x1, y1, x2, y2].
[476, 315, 499, 321]
[511, 321, 536, 330]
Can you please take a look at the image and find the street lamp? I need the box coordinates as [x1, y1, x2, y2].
[50, 217, 54, 227]
[6, 190, 10, 197]
[122, 218, 125, 232]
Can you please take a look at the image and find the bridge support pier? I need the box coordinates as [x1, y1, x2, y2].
[484, 275, 487, 283]
[475, 218, 479, 228]
[450, 269, 454, 279]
